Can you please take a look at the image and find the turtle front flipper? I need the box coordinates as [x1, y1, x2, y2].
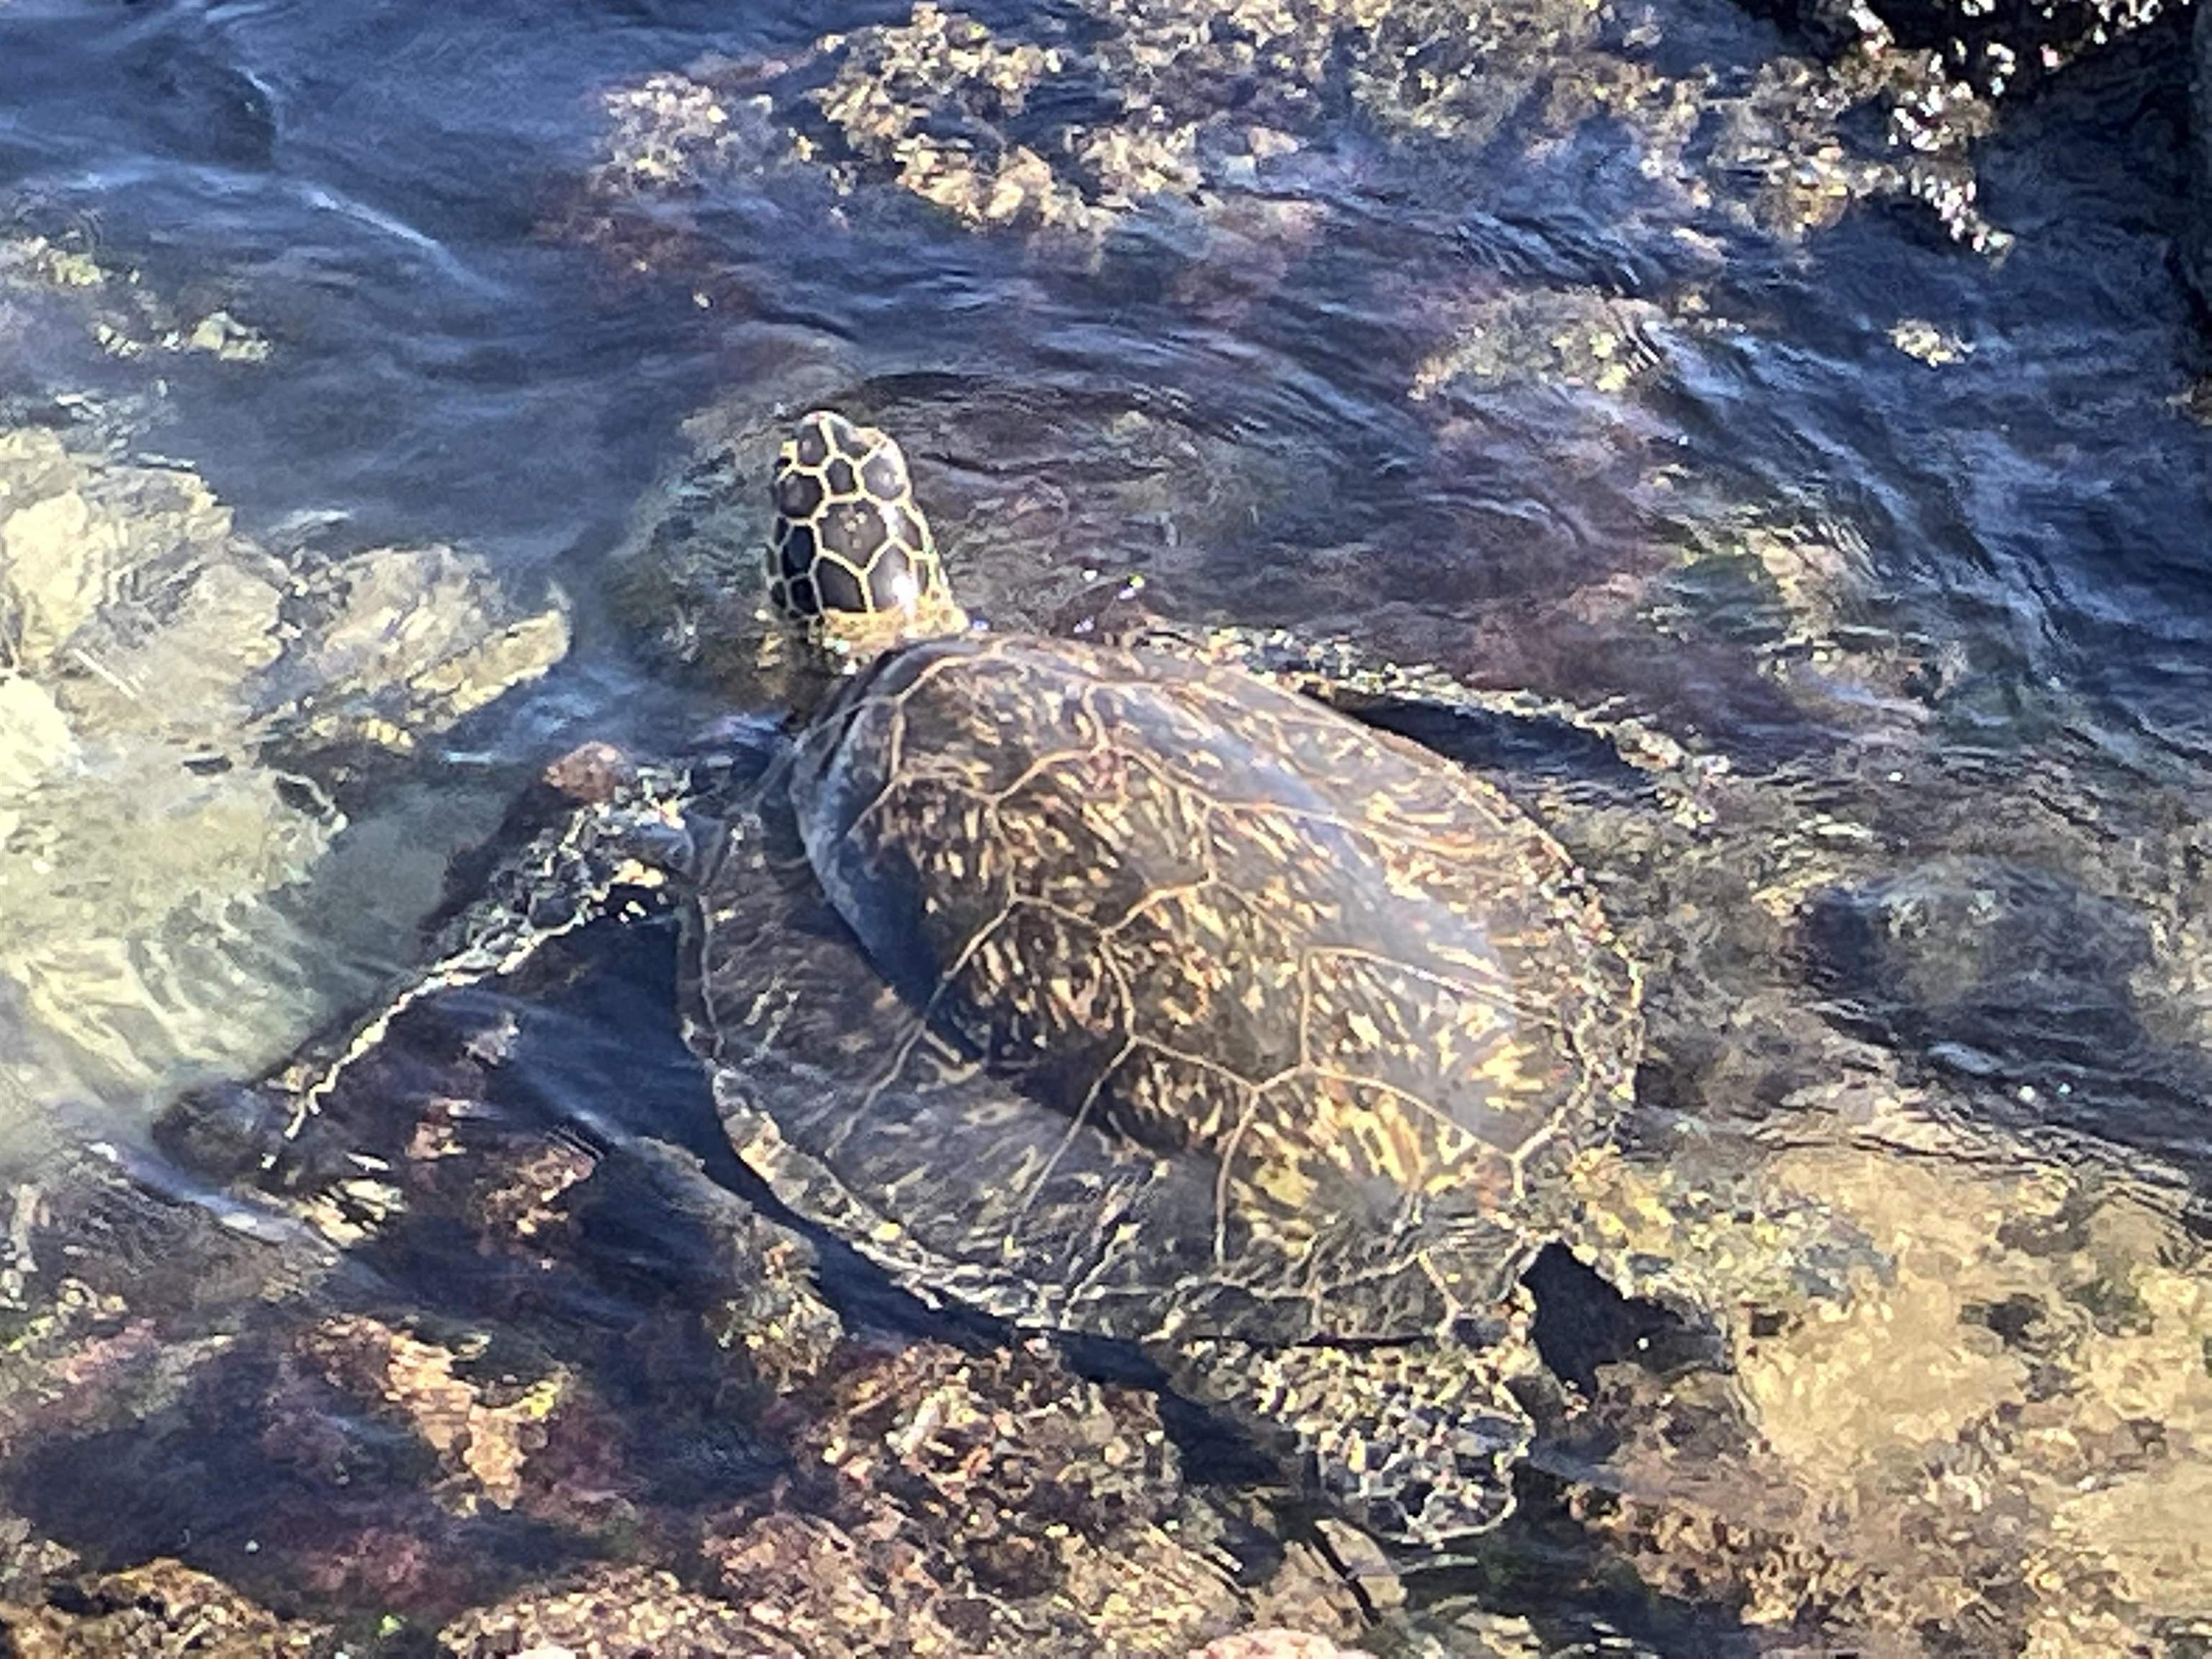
[1172, 1332, 1539, 1545]
[177, 745, 719, 1180]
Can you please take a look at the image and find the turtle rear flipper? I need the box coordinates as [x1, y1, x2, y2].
[1124, 620, 1714, 823]
[1174, 1335, 1537, 1545]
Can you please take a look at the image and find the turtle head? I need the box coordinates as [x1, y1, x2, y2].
[768, 410, 969, 662]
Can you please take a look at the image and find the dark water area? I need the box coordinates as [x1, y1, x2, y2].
[4, 0, 2212, 1647]
[0, 0, 702, 552]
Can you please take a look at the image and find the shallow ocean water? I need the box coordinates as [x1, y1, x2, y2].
[1, 0, 2210, 1647]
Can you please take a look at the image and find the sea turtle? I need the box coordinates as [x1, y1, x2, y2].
[266, 409, 1646, 1545]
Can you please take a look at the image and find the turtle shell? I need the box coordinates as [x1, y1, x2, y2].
[691, 632, 1640, 1348]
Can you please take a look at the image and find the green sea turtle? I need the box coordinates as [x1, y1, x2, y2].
[273, 409, 1646, 1545]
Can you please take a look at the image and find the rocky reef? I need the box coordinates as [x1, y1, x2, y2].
[6, 663, 2211, 1656]
[0, 922, 1413, 1656]
[563, 0, 2028, 268]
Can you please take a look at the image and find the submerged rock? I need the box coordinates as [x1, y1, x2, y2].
[258, 543, 572, 761]
[693, 1339, 1246, 1657]
[0, 425, 567, 1127]
[0, 432, 328, 1107]
[0, 233, 276, 372]
[1455, 714, 2212, 1653]
[0, 927, 1393, 1656]
[435, 1564, 783, 1656]
[1408, 290, 1688, 403]
[1194, 1635, 1367, 1659]
[564, 0, 2015, 270]
[1755, 0, 2175, 97]
[1550, 1097, 2212, 1650]
[813, 6, 1102, 232]
[0, 428, 265, 693]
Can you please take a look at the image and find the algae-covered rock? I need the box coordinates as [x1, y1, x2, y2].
[2133, 819, 2212, 1053]
[1194, 1635, 1368, 1659]
[814, 5, 1105, 231]
[0, 929, 1390, 1658]
[1758, 0, 2175, 97]
[436, 1563, 784, 1656]
[0, 1558, 329, 1656]
[0, 233, 275, 371]
[1465, 718, 2212, 1654]
[711, 1339, 1245, 1657]
[568, 0, 2010, 261]
[1546, 1096, 2212, 1653]
[1409, 289, 1689, 403]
